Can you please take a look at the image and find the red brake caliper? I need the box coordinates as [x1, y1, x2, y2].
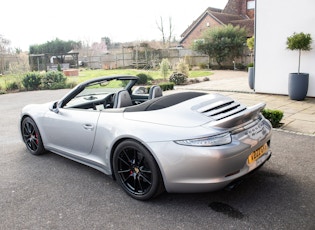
[35, 133, 38, 144]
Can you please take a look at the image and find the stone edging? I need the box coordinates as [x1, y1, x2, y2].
[273, 128, 315, 137]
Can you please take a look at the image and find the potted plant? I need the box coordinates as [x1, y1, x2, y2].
[286, 32, 312, 100]
[247, 36, 255, 90]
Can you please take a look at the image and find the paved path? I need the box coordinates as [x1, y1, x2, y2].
[0, 74, 314, 230]
[176, 70, 315, 136]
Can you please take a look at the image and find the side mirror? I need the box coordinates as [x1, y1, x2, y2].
[49, 101, 60, 113]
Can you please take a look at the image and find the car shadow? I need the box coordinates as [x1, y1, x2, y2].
[17, 148, 314, 229]
[149, 166, 303, 220]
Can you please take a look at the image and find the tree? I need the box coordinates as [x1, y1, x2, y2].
[156, 17, 174, 48]
[15, 47, 22, 54]
[29, 38, 81, 54]
[0, 35, 11, 74]
[28, 38, 82, 71]
[192, 24, 247, 68]
[159, 58, 170, 80]
[286, 32, 312, 74]
[102, 37, 111, 48]
[247, 36, 254, 64]
[175, 58, 189, 77]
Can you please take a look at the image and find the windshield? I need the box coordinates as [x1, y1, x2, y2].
[76, 79, 127, 97]
[64, 78, 131, 108]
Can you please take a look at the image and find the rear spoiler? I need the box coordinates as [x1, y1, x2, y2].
[210, 103, 266, 129]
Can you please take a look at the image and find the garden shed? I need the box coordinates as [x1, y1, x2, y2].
[29, 52, 79, 72]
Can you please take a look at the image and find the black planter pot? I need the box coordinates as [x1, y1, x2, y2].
[288, 73, 309, 100]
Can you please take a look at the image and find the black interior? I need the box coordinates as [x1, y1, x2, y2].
[66, 91, 206, 112]
[125, 92, 206, 112]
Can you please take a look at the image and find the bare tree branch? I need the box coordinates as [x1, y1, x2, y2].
[156, 17, 166, 46]
[168, 17, 174, 48]
[157, 17, 174, 48]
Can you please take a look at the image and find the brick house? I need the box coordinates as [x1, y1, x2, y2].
[180, 0, 255, 48]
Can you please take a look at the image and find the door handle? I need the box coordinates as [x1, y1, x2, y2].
[83, 124, 94, 131]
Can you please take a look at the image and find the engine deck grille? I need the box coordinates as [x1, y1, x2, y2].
[197, 98, 246, 121]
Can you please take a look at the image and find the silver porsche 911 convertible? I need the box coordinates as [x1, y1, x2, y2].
[20, 75, 272, 200]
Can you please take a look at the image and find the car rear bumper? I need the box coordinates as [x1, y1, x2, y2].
[147, 134, 272, 193]
[165, 149, 271, 193]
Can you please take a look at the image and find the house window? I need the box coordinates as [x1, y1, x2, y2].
[247, 0, 255, 9]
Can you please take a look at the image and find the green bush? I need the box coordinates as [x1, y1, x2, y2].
[22, 72, 42, 90]
[198, 63, 208, 69]
[175, 59, 190, 77]
[159, 82, 174, 91]
[235, 63, 246, 70]
[6, 81, 20, 91]
[0, 85, 5, 94]
[247, 63, 254, 68]
[262, 109, 284, 128]
[159, 58, 171, 80]
[136, 73, 153, 85]
[42, 71, 67, 89]
[136, 73, 148, 85]
[169, 72, 187, 85]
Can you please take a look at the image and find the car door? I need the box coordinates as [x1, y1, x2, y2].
[42, 108, 100, 156]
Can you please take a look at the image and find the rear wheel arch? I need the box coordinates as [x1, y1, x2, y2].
[110, 138, 163, 178]
[110, 138, 165, 200]
[110, 138, 130, 180]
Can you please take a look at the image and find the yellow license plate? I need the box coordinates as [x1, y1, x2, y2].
[248, 143, 268, 164]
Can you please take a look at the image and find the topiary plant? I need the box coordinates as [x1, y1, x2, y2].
[286, 32, 312, 74]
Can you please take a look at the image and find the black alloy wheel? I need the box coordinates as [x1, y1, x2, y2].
[21, 117, 45, 155]
[113, 140, 164, 200]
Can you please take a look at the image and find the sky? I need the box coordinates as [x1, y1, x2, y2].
[1, 0, 228, 51]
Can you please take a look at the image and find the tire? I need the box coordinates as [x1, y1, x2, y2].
[113, 140, 164, 200]
[21, 117, 45, 155]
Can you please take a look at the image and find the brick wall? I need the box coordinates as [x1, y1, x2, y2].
[181, 14, 222, 48]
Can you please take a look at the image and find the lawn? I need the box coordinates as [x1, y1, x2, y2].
[0, 68, 213, 92]
[71, 69, 213, 83]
